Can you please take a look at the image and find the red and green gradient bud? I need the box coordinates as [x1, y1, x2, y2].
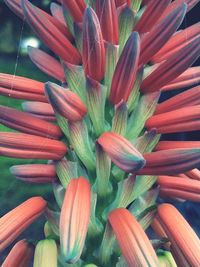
[98, 132, 145, 172]
[60, 177, 91, 263]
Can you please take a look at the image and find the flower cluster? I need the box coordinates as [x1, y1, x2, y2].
[1, 0, 200, 266]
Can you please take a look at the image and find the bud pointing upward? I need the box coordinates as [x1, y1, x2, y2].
[82, 7, 105, 82]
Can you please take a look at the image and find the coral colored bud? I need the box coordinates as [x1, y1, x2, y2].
[33, 239, 57, 267]
[185, 168, 200, 181]
[82, 7, 105, 81]
[60, 177, 91, 263]
[157, 204, 200, 266]
[155, 141, 200, 151]
[96, 0, 119, 44]
[21, 0, 80, 64]
[62, 0, 86, 23]
[109, 32, 140, 104]
[0, 73, 46, 102]
[0, 197, 46, 251]
[45, 82, 87, 122]
[161, 67, 200, 91]
[28, 47, 65, 82]
[155, 86, 200, 114]
[134, 0, 171, 33]
[2, 240, 33, 267]
[146, 105, 200, 133]
[109, 208, 159, 267]
[139, 148, 200, 175]
[10, 164, 57, 184]
[157, 175, 200, 202]
[0, 105, 62, 139]
[0, 132, 67, 160]
[22, 101, 55, 122]
[97, 132, 145, 172]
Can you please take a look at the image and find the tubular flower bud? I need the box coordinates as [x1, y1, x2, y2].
[62, 0, 86, 23]
[60, 177, 91, 263]
[0, 105, 62, 139]
[155, 141, 200, 151]
[138, 148, 200, 175]
[139, 3, 187, 65]
[22, 101, 55, 122]
[0, 197, 46, 251]
[152, 22, 200, 63]
[97, 132, 145, 172]
[108, 208, 160, 267]
[21, 0, 80, 64]
[133, 0, 171, 33]
[82, 7, 105, 81]
[155, 86, 200, 114]
[10, 164, 57, 184]
[96, 0, 119, 45]
[0, 73, 46, 102]
[141, 37, 200, 93]
[157, 175, 200, 202]
[109, 32, 140, 104]
[146, 105, 200, 133]
[33, 239, 57, 267]
[185, 168, 200, 181]
[0, 132, 67, 159]
[45, 82, 87, 122]
[2, 240, 33, 267]
[28, 47, 65, 82]
[161, 67, 200, 91]
[156, 204, 200, 266]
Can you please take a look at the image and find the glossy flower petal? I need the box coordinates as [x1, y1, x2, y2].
[0, 73, 46, 102]
[156, 204, 200, 266]
[0, 197, 46, 251]
[60, 177, 91, 263]
[97, 132, 145, 172]
[157, 175, 200, 201]
[96, 0, 119, 44]
[109, 32, 140, 104]
[0, 105, 62, 139]
[45, 82, 87, 122]
[2, 240, 33, 267]
[0, 132, 67, 159]
[108, 208, 159, 267]
[10, 164, 57, 183]
[82, 7, 105, 81]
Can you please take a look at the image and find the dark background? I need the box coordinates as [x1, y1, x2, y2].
[0, 0, 199, 263]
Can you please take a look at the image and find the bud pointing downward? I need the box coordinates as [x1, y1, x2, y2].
[60, 177, 91, 263]
[0, 197, 46, 251]
[2, 240, 33, 267]
[109, 208, 160, 267]
[97, 132, 145, 172]
[45, 82, 87, 122]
